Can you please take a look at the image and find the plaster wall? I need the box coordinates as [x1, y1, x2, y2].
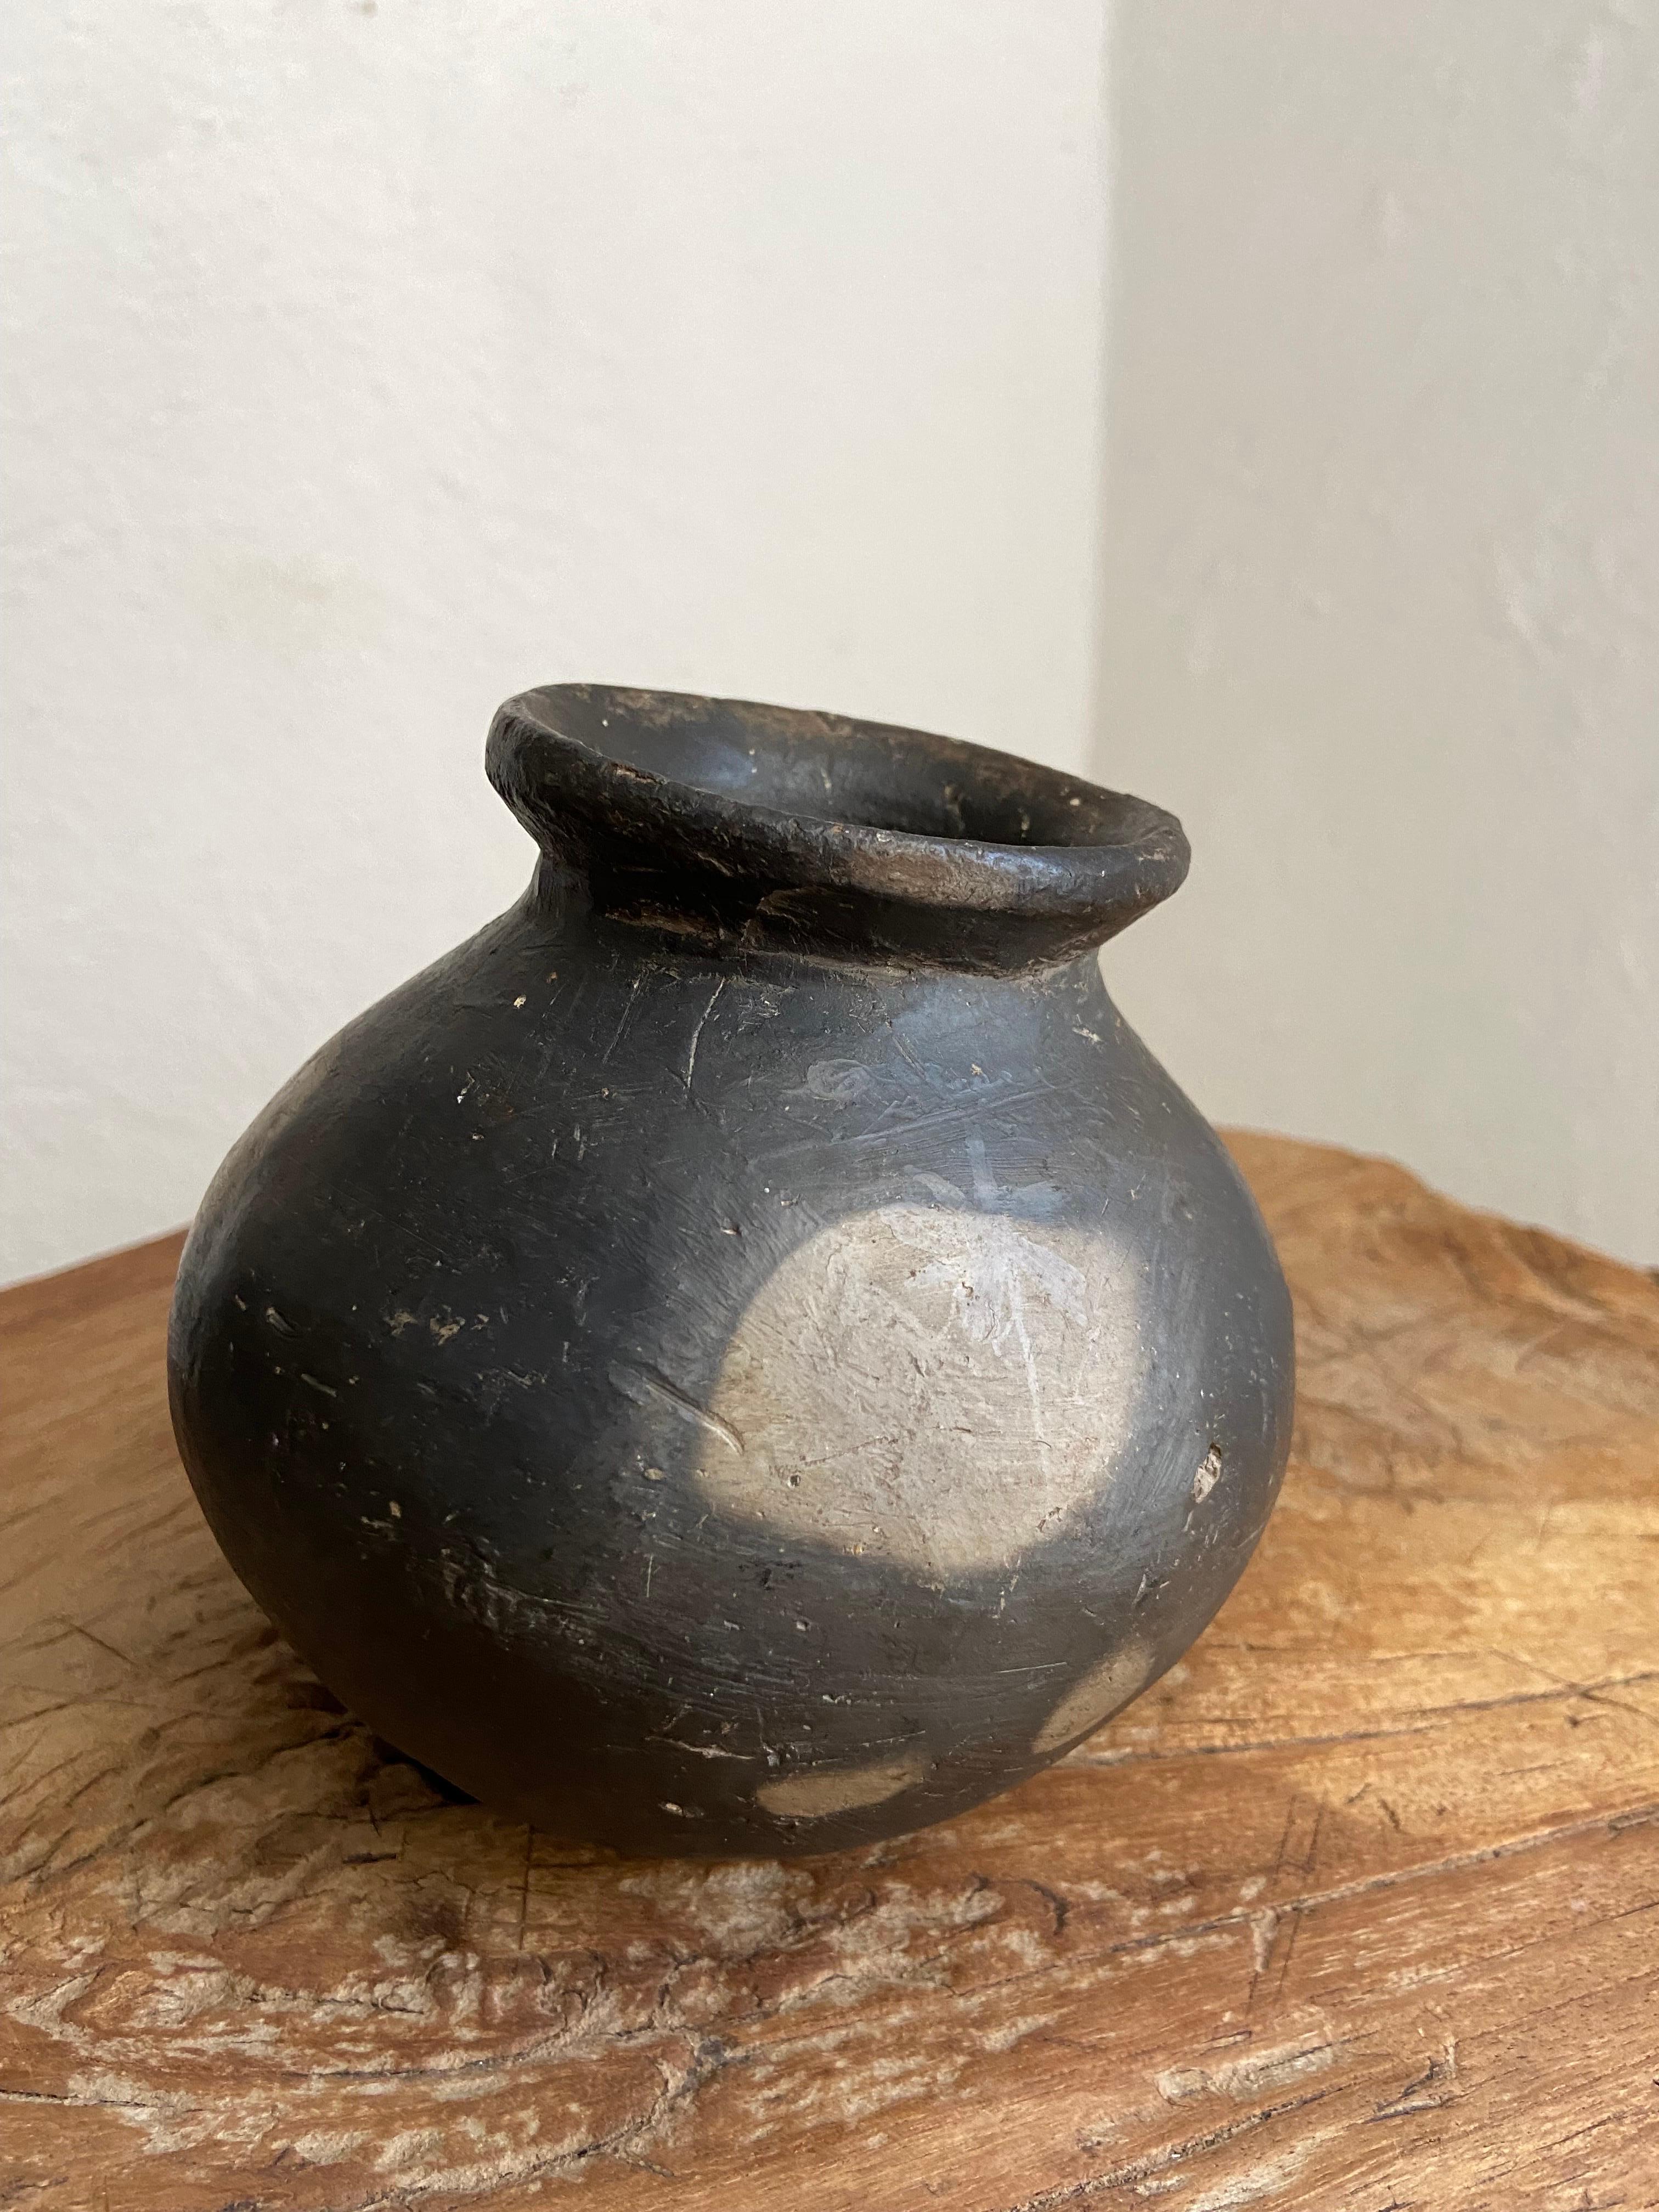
[2, 1, 1109, 1280]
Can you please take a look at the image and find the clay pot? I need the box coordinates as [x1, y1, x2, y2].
[168, 685, 1293, 1857]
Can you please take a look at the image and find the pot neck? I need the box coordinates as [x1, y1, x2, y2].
[488, 684, 1189, 978]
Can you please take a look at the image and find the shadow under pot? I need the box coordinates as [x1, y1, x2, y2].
[168, 682, 1294, 1858]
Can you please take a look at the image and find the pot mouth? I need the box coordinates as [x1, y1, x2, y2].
[488, 683, 1189, 974]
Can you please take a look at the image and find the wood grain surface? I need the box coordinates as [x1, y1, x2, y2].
[1, 1134, 1655, 2210]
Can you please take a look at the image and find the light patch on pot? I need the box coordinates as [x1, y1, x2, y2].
[1032, 1639, 1153, 1754]
[758, 1748, 929, 1820]
[695, 1198, 1144, 1577]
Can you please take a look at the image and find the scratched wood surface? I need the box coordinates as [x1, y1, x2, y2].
[2, 1133, 1656, 2210]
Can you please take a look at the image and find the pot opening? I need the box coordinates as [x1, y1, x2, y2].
[531, 685, 1120, 850]
[488, 684, 1190, 974]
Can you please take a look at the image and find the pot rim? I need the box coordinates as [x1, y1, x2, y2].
[488, 683, 1190, 969]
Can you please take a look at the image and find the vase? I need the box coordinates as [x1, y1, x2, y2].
[168, 684, 1294, 1857]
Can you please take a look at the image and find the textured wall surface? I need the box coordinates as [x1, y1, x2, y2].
[1, 1, 1109, 1282]
[1094, 2, 1659, 1263]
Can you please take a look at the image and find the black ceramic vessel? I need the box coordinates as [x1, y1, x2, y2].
[169, 685, 1294, 1857]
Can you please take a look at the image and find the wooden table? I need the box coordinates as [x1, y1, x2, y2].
[2, 1135, 1655, 2209]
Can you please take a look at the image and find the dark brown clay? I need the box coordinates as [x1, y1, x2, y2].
[168, 685, 1294, 1857]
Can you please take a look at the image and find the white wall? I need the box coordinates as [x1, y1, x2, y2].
[7, 2, 1657, 1284]
[1, 1, 1109, 1283]
[1094, 2, 1658, 1265]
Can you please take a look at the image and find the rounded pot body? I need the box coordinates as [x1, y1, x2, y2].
[170, 686, 1293, 1856]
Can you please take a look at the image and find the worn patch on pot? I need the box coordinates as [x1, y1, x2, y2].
[1031, 1639, 1152, 1754]
[695, 1199, 1144, 1577]
[757, 1749, 929, 1820]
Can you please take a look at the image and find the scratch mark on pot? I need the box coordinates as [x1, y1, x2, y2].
[610, 1360, 745, 1457]
[601, 974, 647, 1064]
[890, 1030, 928, 1080]
[754, 1082, 1066, 1165]
[683, 979, 726, 1095]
